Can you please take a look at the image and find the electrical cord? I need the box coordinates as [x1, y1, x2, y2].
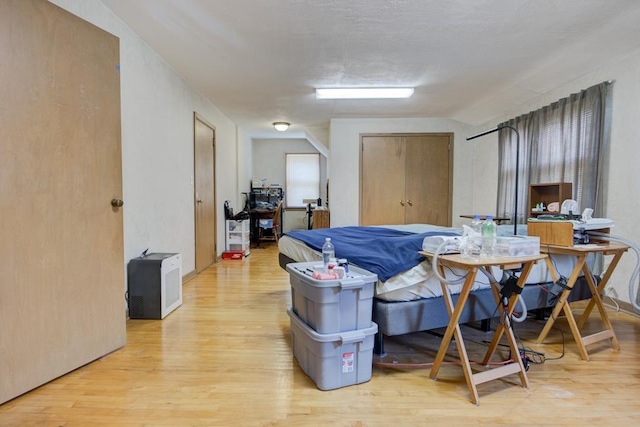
[587, 231, 640, 313]
[431, 240, 466, 285]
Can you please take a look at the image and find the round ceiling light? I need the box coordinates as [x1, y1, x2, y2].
[273, 122, 290, 131]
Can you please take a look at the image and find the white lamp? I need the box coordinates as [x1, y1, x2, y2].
[273, 122, 290, 131]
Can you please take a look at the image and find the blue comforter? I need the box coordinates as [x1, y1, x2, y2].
[285, 226, 459, 282]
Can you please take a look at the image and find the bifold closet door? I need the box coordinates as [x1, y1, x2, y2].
[404, 134, 452, 226]
[360, 134, 452, 227]
[361, 135, 406, 226]
[0, 0, 125, 404]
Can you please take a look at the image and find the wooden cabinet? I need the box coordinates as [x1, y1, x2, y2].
[528, 182, 573, 217]
[360, 134, 452, 226]
[312, 209, 330, 229]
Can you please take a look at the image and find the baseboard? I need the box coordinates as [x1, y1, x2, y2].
[183, 269, 197, 284]
[603, 296, 640, 317]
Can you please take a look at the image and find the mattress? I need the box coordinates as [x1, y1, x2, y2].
[278, 224, 601, 302]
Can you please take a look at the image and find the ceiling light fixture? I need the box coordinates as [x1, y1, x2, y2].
[316, 87, 414, 99]
[273, 122, 290, 131]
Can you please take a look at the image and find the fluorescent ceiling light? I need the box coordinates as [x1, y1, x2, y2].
[316, 87, 414, 99]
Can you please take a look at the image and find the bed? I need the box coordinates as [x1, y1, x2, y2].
[278, 224, 597, 355]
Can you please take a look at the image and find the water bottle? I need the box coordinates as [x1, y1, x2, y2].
[466, 215, 483, 259]
[322, 237, 335, 271]
[481, 216, 497, 257]
[470, 215, 483, 234]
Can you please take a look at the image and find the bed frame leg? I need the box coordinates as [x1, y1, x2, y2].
[480, 318, 491, 332]
[374, 332, 386, 356]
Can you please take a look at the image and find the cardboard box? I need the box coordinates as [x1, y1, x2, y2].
[527, 221, 574, 246]
[527, 220, 610, 247]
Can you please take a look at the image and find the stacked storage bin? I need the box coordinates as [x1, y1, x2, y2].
[286, 261, 378, 390]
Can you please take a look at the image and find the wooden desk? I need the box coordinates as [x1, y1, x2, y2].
[459, 215, 510, 224]
[420, 251, 546, 405]
[248, 209, 276, 247]
[536, 242, 628, 361]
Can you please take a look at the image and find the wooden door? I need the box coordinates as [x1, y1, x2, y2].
[0, 0, 125, 404]
[405, 134, 452, 226]
[361, 136, 406, 225]
[360, 134, 452, 226]
[194, 113, 216, 272]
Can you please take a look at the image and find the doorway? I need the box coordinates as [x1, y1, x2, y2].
[194, 113, 217, 272]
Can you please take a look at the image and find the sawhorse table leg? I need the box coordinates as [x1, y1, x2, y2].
[430, 262, 531, 405]
[537, 249, 622, 360]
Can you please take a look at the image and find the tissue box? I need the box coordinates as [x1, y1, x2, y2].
[494, 236, 540, 257]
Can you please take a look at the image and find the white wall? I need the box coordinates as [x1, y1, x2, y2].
[471, 50, 640, 308]
[328, 118, 475, 227]
[50, 0, 242, 277]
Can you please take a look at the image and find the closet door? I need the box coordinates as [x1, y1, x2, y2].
[405, 134, 452, 226]
[361, 136, 405, 225]
[360, 133, 453, 226]
[0, 0, 124, 404]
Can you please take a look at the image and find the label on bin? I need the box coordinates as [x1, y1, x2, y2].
[342, 352, 354, 373]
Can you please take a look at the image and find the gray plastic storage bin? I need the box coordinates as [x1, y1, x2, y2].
[288, 308, 378, 390]
[286, 261, 377, 334]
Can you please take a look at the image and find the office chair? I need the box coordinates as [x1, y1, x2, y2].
[257, 201, 283, 245]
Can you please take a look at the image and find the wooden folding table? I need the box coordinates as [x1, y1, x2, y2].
[536, 242, 628, 361]
[420, 251, 547, 405]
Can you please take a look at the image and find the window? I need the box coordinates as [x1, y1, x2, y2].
[286, 153, 320, 208]
[497, 81, 611, 221]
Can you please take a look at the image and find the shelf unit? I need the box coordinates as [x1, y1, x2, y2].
[225, 219, 250, 256]
[249, 186, 283, 210]
[528, 182, 573, 217]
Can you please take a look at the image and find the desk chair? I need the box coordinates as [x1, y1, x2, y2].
[257, 201, 283, 245]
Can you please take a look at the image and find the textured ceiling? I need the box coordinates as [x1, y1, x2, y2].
[100, 0, 640, 138]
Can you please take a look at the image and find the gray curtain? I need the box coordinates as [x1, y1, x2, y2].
[497, 81, 612, 223]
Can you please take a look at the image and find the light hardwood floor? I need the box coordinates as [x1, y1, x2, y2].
[2, 243, 640, 426]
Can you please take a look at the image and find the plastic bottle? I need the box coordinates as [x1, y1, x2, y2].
[322, 237, 335, 271]
[466, 215, 483, 259]
[470, 215, 483, 234]
[481, 216, 497, 257]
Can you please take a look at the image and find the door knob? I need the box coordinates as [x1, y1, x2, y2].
[400, 200, 405, 206]
[197, 199, 203, 204]
[407, 200, 413, 206]
[111, 199, 124, 207]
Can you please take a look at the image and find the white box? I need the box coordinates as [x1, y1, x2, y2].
[288, 308, 378, 390]
[495, 235, 540, 257]
[286, 261, 377, 334]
